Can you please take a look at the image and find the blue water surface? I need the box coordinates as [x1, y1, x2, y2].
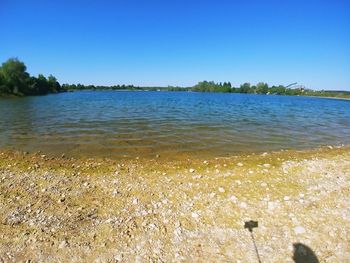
[0, 91, 349, 158]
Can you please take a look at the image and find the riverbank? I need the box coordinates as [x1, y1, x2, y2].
[1, 147, 350, 262]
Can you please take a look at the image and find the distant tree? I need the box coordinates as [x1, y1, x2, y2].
[0, 58, 30, 94]
[270, 85, 286, 95]
[239, 83, 251, 93]
[47, 74, 61, 92]
[256, 82, 269, 94]
[0, 70, 9, 94]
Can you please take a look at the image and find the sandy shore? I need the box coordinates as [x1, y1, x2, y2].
[0, 147, 350, 262]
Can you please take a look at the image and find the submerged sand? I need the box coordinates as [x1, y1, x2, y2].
[0, 147, 350, 262]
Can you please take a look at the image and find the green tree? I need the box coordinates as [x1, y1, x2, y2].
[239, 83, 251, 93]
[256, 82, 269, 94]
[0, 71, 9, 94]
[0, 58, 30, 94]
[47, 74, 61, 92]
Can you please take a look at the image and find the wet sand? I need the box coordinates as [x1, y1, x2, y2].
[0, 146, 350, 262]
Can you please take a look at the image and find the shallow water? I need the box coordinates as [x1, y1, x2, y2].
[0, 91, 350, 158]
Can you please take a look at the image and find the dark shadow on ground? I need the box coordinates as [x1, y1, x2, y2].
[292, 243, 319, 263]
[244, 221, 320, 263]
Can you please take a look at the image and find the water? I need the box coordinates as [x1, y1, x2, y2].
[0, 91, 350, 158]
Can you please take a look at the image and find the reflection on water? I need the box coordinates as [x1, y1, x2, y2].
[0, 91, 350, 158]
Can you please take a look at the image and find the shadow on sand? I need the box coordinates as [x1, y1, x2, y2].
[244, 221, 320, 263]
[292, 243, 319, 263]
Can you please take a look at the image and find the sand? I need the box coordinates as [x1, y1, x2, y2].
[0, 146, 349, 262]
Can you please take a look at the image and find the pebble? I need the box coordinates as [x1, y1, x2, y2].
[191, 212, 199, 219]
[294, 226, 306, 234]
[283, 196, 290, 201]
[58, 240, 68, 249]
[239, 202, 247, 208]
[114, 254, 123, 261]
[268, 201, 277, 210]
[230, 195, 238, 203]
[189, 169, 195, 173]
[237, 163, 243, 167]
[218, 187, 225, 193]
[132, 198, 139, 205]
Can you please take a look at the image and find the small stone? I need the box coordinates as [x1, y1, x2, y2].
[284, 196, 290, 201]
[239, 202, 247, 208]
[132, 198, 139, 205]
[230, 195, 238, 203]
[268, 201, 277, 210]
[294, 226, 306, 234]
[191, 212, 199, 219]
[218, 187, 225, 193]
[114, 254, 123, 261]
[189, 168, 195, 173]
[237, 163, 243, 167]
[59, 240, 68, 249]
[261, 182, 267, 187]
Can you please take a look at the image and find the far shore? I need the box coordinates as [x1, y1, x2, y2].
[303, 94, 350, 101]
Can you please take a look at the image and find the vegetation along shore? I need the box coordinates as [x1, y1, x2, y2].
[0, 146, 349, 262]
[1, 58, 349, 99]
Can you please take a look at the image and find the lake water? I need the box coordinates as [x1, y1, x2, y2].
[0, 91, 350, 158]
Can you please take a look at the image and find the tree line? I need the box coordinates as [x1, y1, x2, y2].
[0, 58, 64, 96]
[192, 81, 302, 95]
[1, 58, 349, 98]
[191, 81, 350, 97]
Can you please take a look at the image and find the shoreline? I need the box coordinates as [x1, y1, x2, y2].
[1, 146, 350, 262]
[301, 95, 350, 101]
[2, 89, 350, 102]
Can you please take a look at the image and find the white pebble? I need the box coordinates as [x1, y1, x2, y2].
[239, 202, 247, 208]
[294, 226, 306, 234]
[191, 212, 199, 219]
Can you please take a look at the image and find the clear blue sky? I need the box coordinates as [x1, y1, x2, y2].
[1, 0, 349, 90]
